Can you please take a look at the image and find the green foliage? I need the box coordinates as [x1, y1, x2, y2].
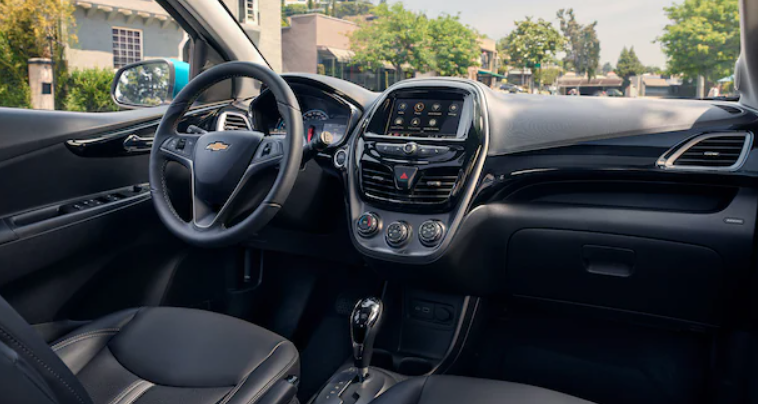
[557, 8, 600, 79]
[283, 4, 310, 17]
[535, 66, 562, 86]
[500, 17, 563, 87]
[333, 1, 373, 19]
[657, 0, 739, 85]
[0, 0, 76, 109]
[0, 30, 31, 108]
[501, 17, 563, 69]
[602, 62, 613, 75]
[63, 68, 119, 112]
[349, 3, 433, 76]
[616, 46, 645, 84]
[645, 65, 664, 75]
[427, 14, 480, 77]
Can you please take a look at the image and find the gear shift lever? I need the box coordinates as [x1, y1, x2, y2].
[350, 297, 383, 381]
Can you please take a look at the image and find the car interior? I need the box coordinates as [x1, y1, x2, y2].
[2, 0, 758, 403]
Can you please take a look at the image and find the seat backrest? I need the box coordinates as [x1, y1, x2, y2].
[0, 295, 92, 404]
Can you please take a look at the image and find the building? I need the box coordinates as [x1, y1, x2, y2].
[282, 13, 357, 74]
[221, 0, 283, 72]
[67, 0, 186, 70]
[282, 13, 404, 91]
[66, 0, 282, 72]
[468, 38, 503, 88]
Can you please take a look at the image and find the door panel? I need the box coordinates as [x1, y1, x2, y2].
[0, 107, 182, 324]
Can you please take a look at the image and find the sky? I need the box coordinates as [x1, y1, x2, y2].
[392, 0, 676, 69]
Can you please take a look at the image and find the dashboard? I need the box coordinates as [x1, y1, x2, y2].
[231, 73, 758, 328]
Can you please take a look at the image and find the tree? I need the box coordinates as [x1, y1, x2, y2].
[557, 8, 600, 80]
[657, 0, 739, 85]
[616, 46, 645, 86]
[333, 1, 373, 19]
[535, 66, 562, 86]
[0, 0, 77, 108]
[645, 65, 664, 75]
[427, 14, 480, 77]
[64, 68, 119, 112]
[501, 17, 563, 88]
[349, 3, 432, 77]
[602, 62, 614, 75]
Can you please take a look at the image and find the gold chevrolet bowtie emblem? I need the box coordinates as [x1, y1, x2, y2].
[206, 141, 230, 151]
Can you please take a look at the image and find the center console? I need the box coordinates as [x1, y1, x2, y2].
[346, 80, 489, 263]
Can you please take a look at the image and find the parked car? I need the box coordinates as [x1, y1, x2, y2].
[499, 83, 525, 93]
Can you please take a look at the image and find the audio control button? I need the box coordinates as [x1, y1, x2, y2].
[356, 212, 380, 237]
[386, 221, 411, 247]
[419, 220, 445, 246]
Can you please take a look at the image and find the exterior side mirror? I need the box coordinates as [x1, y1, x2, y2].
[111, 59, 190, 108]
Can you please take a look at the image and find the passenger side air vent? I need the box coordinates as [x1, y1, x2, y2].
[217, 111, 251, 131]
[360, 162, 460, 206]
[657, 132, 752, 171]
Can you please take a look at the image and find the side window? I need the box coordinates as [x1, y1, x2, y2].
[0, 0, 191, 112]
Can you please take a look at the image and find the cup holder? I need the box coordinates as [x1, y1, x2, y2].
[371, 349, 434, 376]
[397, 357, 433, 376]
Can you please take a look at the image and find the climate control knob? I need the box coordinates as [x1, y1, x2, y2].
[419, 220, 445, 246]
[386, 221, 411, 247]
[356, 212, 380, 237]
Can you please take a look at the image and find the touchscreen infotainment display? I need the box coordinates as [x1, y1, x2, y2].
[385, 99, 462, 137]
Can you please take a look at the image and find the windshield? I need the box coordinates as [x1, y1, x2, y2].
[248, 0, 739, 99]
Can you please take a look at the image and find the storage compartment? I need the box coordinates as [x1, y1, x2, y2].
[507, 181, 738, 213]
[506, 229, 724, 325]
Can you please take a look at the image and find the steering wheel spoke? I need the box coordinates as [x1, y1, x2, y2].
[158, 133, 199, 169]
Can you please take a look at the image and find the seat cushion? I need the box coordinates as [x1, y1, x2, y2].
[371, 375, 594, 404]
[52, 307, 299, 404]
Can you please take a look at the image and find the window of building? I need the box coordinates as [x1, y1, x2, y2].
[112, 27, 143, 68]
[243, 0, 258, 24]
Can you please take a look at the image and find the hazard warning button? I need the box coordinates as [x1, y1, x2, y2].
[393, 166, 418, 190]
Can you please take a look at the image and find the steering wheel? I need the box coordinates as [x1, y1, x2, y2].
[149, 62, 304, 247]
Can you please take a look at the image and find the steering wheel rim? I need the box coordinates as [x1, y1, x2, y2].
[149, 61, 304, 247]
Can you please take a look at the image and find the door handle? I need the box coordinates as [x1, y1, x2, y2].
[123, 134, 154, 152]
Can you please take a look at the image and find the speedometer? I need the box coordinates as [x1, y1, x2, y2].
[303, 109, 329, 121]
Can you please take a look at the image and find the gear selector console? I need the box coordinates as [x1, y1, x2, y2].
[312, 297, 400, 404]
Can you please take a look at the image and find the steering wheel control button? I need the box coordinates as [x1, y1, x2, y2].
[393, 166, 418, 190]
[356, 212, 380, 237]
[402, 142, 418, 156]
[386, 221, 411, 248]
[334, 149, 348, 169]
[419, 220, 445, 246]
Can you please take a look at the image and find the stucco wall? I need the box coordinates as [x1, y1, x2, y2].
[282, 14, 357, 74]
[282, 15, 318, 73]
[315, 15, 357, 49]
[221, 0, 283, 72]
[67, 7, 184, 70]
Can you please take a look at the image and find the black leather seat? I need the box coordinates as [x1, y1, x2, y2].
[372, 375, 594, 404]
[0, 296, 299, 404]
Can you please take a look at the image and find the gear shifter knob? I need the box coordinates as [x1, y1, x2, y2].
[350, 297, 383, 380]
